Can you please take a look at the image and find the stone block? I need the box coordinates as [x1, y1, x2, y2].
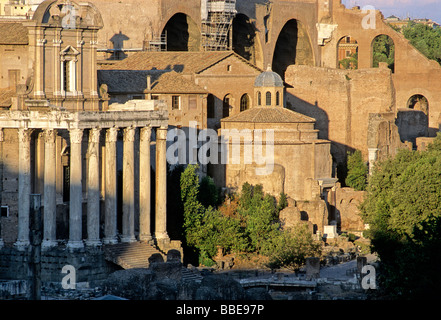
[323, 225, 337, 239]
[305, 257, 320, 279]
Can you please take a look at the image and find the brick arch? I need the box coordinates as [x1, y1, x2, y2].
[403, 88, 434, 112]
[271, 18, 315, 79]
[337, 35, 359, 69]
[371, 34, 395, 73]
[160, 12, 201, 51]
[407, 94, 429, 114]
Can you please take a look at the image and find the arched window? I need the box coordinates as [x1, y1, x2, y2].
[223, 94, 231, 118]
[276, 91, 280, 106]
[207, 94, 215, 118]
[266, 91, 271, 106]
[257, 91, 261, 106]
[240, 94, 250, 112]
[337, 36, 359, 70]
[372, 34, 395, 73]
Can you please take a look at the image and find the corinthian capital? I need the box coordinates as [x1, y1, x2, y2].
[106, 127, 118, 143]
[89, 128, 101, 144]
[18, 128, 33, 143]
[140, 126, 152, 142]
[69, 128, 84, 144]
[123, 126, 136, 142]
[44, 129, 56, 144]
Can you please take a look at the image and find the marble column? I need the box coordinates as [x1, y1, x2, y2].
[67, 128, 84, 250]
[155, 126, 169, 241]
[121, 126, 136, 243]
[103, 127, 118, 244]
[42, 129, 57, 249]
[139, 127, 152, 242]
[368, 148, 379, 176]
[86, 128, 101, 246]
[15, 128, 33, 250]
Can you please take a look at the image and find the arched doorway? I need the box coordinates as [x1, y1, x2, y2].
[232, 14, 263, 68]
[407, 94, 429, 115]
[272, 19, 314, 79]
[372, 34, 395, 73]
[337, 36, 359, 69]
[162, 13, 200, 51]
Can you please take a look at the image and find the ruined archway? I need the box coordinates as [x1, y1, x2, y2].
[161, 13, 200, 51]
[407, 94, 429, 115]
[372, 34, 395, 73]
[232, 14, 263, 68]
[272, 19, 314, 79]
[337, 36, 358, 69]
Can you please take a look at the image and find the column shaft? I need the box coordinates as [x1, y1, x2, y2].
[121, 126, 136, 243]
[103, 127, 118, 244]
[67, 128, 84, 249]
[155, 127, 169, 241]
[15, 128, 33, 249]
[42, 129, 57, 249]
[139, 127, 152, 242]
[86, 128, 101, 246]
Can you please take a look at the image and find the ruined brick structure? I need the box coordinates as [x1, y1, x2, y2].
[0, 0, 439, 286]
[86, 0, 438, 158]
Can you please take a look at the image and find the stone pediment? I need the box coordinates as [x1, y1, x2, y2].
[60, 45, 80, 56]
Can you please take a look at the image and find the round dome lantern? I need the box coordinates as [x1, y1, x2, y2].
[254, 65, 284, 108]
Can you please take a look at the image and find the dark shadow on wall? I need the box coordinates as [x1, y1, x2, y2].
[110, 32, 129, 60]
[285, 90, 355, 184]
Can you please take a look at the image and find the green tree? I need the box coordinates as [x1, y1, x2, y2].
[339, 52, 358, 70]
[361, 134, 441, 298]
[265, 224, 322, 271]
[198, 175, 219, 208]
[180, 164, 205, 248]
[181, 169, 321, 269]
[402, 22, 441, 65]
[180, 165, 247, 266]
[345, 150, 368, 191]
[237, 184, 280, 253]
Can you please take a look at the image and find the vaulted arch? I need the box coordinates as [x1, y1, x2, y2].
[161, 13, 201, 51]
[272, 19, 314, 79]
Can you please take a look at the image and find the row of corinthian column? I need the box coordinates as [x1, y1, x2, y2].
[14, 125, 169, 251]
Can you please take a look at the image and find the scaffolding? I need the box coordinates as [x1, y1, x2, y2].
[145, 32, 167, 52]
[201, 0, 237, 51]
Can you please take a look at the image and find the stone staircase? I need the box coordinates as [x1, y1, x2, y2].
[103, 242, 165, 269]
[181, 267, 204, 283]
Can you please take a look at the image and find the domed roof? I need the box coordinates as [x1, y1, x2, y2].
[254, 66, 284, 88]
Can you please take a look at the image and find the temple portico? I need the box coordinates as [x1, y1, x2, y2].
[0, 100, 170, 251]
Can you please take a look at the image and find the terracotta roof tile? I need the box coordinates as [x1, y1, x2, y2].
[98, 69, 207, 94]
[149, 71, 207, 94]
[222, 107, 316, 123]
[0, 22, 28, 45]
[98, 51, 260, 74]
